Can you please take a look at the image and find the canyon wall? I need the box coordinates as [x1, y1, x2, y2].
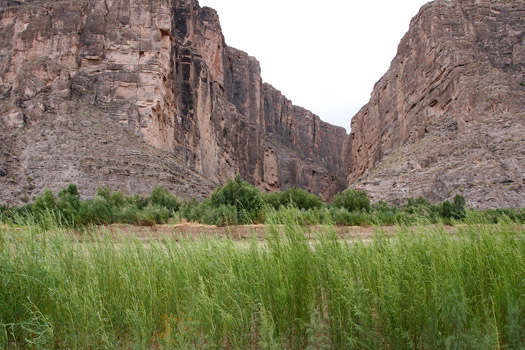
[0, 0, 346, 204]
[345, 0, 524, 208]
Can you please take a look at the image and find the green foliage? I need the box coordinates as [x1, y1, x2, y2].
[202, 204, 238, 226]
[471, 207, 525, 224]
[264, 187, 324, 210]
[181, 198, 240, 226]
[32, 189, 56, 218]
[0, 222, 522, 348]
[127, 194, 150, 210]
[402, 196, 440, 220]
[331, 189, 371, 212]
[210, 175, 263, 223]
[96, 187, 126, 208]
[330, 207, 371, 226]
[1, 183, 523, 229]
[136, 206, 170, 226]
[150, 186, 180, 212]
[440, 195, 467, 220]
[452, 194, 466, 219]
[264, 205, 332, 226]
[55, 184, 81, 225]
[0, 185, 180, 229]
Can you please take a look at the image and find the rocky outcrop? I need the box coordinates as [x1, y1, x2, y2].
[0, 0, 346, 205]
[345, 0, 524, 209]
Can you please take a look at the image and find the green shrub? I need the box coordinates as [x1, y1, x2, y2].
[451, 194, 466, 219]
[85, 197, 113, 225]
[150, 186, 180, 212]
[440, 195, 466, 221]
[210, 175, 263, 223]
[331, 189, 371, 212]
[127, 194, 150, 210]
[269, 187, 324, 210]
[136, 206, 170, 226]
[55, 184, 81, 225]
[96, 187, 126, 208]
[330, 207, 371, 226]
[0, 204, 9, 223]
[202, 204, 238, 226]
[264, 205, 318, 225]
[180, 198, 203, 223]
[32, 188, 56, 218]
[475, 208, 525, 224]
[113, 205, 141, 225]
[403, 196, 437, 216]
[261, 192, 280, 209]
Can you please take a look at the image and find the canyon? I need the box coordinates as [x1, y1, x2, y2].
[346, 0, 524, 209]
[0, 0, 523, 209]
[0, 0, 346, 205]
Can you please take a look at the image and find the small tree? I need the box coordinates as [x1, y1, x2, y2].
[451, 194, 466, 219]
[440, 194, 466, 220]
[331, 189, 371, 212]
[210, 175, 263, 223]
[277, 188, 324, 210]
[32, 188, 56, 217]
[56, 184, 81, 225]
[150, 186, 180, 212]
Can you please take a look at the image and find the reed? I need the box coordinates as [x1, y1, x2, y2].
[0, 217, 523, 349]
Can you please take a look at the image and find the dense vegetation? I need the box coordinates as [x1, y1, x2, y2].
[0, 220, 523, 349]
[1, 175, 524, 228]
[1, 177, 523, 348]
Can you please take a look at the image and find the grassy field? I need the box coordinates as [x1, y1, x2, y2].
[0, 219, 523, 349]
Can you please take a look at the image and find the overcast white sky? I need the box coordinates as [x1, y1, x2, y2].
[198, 0, 431, 132]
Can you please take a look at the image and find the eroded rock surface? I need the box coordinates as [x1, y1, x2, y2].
[345, 0, 524, 209]
[0, 0, 346, 204]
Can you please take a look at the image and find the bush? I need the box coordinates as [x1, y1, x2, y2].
[180, 198, 202, 223]
[136, 206, 170, 226]
[55, 184, 81, 225]
[266, 188, 324, 211]
[32, 189, 56, 219]
[474, 208, 525, 224]
[83, 197, 113, 225]
[210, 175, 263, 223]
[127, 194, 150, 210]
[96, 187, 126, 208]
[400, 196, 440, 223]
[331, 189, 371, 212]
[261, 192, 280, 209]
[440, 195, 466, 220]
[202, 204, 238, 226]
[330, 207, 371, 226]
[150, 186, 180, 212]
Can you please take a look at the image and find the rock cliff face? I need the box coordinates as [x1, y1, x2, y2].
[345, 0, 524, 208]
[0, 0, 346, 204]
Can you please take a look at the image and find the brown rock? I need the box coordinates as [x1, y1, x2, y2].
[345, 0, 525, 209]
[0, 0, 346, 205]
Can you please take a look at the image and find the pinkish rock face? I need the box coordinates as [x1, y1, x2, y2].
[0, 0, 346, 204]
[345, 0, 525, 209]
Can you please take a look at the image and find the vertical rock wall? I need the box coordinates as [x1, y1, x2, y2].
[0, 0, 346, 204]
[345, 0, 524, 208]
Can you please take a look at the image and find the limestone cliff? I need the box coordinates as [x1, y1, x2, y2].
[0, 0, 346, 204]
[345, 0, 524, 209]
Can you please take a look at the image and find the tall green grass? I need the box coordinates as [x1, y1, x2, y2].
[0, 219, 523, 349]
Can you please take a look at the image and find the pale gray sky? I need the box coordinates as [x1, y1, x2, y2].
[198, 0, 431, 132]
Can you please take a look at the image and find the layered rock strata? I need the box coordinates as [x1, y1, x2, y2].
[0, 0, 346, 204]
[345, 0, 524, 208]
